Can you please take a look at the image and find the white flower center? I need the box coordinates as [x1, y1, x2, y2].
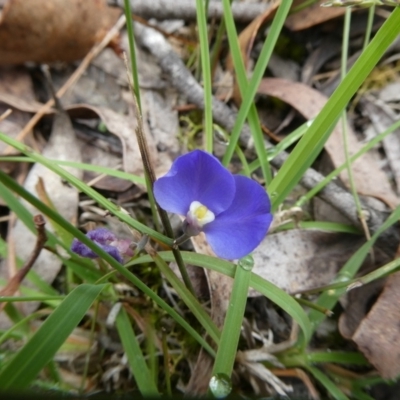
[187, 201, 215, 229]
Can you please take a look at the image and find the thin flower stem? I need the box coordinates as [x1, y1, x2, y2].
[295, 297, 333, 317]
[363, 5, 375, 50]
[126, 71, 196, 296]
[341, 9, 372, 243]
[174, 233, 191, 247]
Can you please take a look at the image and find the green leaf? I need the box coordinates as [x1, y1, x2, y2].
[116, 306, 159, 396]
[128, 251, 312, 345]
[0, 284, 106, 389]
[307, 366, 349, 400]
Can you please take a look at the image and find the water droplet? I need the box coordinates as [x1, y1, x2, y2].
[238, 254, 254, 271]
[209, 373, 232, 398]
[336, 272, 351, 282]
[270, 191, 278, 199]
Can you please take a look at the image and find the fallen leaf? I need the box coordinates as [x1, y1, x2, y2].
[301, 37, 341, 84]
[362, 97, 400, 195]
[0, 68, 38, 155]
[352, 271, 400, 379]
[338, 279, 385, 340]
[142, 89, 180, 159]
[257, 77, 400, 209]
[251, 229, 362, 295]
[0, 0, 121, 65]
[285, 0, 346, 31]
[226, 2, 279, 73]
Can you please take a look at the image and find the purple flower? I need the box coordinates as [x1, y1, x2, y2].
[153, 150, 273, 259]
[71, 228, 133, 263]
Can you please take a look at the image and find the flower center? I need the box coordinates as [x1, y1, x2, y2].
[188, 201, 215, 226]
[183, 201, 215, 237]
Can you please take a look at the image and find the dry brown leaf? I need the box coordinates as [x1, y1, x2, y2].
[285, 0, 346, 31]
[142, 89, 180, 160]
[251, 229, 362, 295]
[0, 88, 158, 193]
[352, 271, 400, 379]
[338, 279, 385, 340]
[363, 97, 400, 195]
[67, 103, 167, 179]
[226, 1, 279, 73]
[258, 77, 400, 209]
[0, 68, 38, 156]
[0, 0, 121, 65]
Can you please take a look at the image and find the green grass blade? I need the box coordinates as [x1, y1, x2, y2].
[116, 306, 159, 396]
[0, 284, 106, 390]
[268, 7, 400, 210]
[307, 351, 367, 365]
[128, 251, 312, 344]
[212, 261, 251, 378]
[0, 156, 146, 185]
[196, 0, 214, 153]
[307, 366, 349, 400]
[152, 253, 220, 344]
[274, 221, 360, 234]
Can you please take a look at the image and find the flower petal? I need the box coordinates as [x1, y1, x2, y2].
[203, 175, 272, 259]
[87, 227, 116, 244]
[101, 244, 123, 263]
[71, 228, 123, 263]
[153, 150, 235, 215]
[71, 238, 97, 259]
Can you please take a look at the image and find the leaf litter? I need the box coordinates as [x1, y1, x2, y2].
[0, 1, 400, 398]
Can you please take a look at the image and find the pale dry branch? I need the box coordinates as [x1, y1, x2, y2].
[116, 0, 273, 23]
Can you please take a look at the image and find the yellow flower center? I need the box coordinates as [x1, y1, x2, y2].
[194, 204, 208, 220]
[187, 201, 215, 228]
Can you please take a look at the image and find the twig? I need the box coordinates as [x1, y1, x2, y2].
[0, 215, 47, 309]
[2, 14, 126, 155]
[116, 0, 273, 23]
[0, 109, 12, 122]
[134, 22, 399, 253]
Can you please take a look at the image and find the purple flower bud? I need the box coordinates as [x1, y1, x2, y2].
[71, 227, 133, 263]
[154, 150, 273, 259]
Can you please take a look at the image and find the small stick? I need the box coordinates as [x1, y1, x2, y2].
[0, 109, 12, 122]
[0, 215, 47, 309]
